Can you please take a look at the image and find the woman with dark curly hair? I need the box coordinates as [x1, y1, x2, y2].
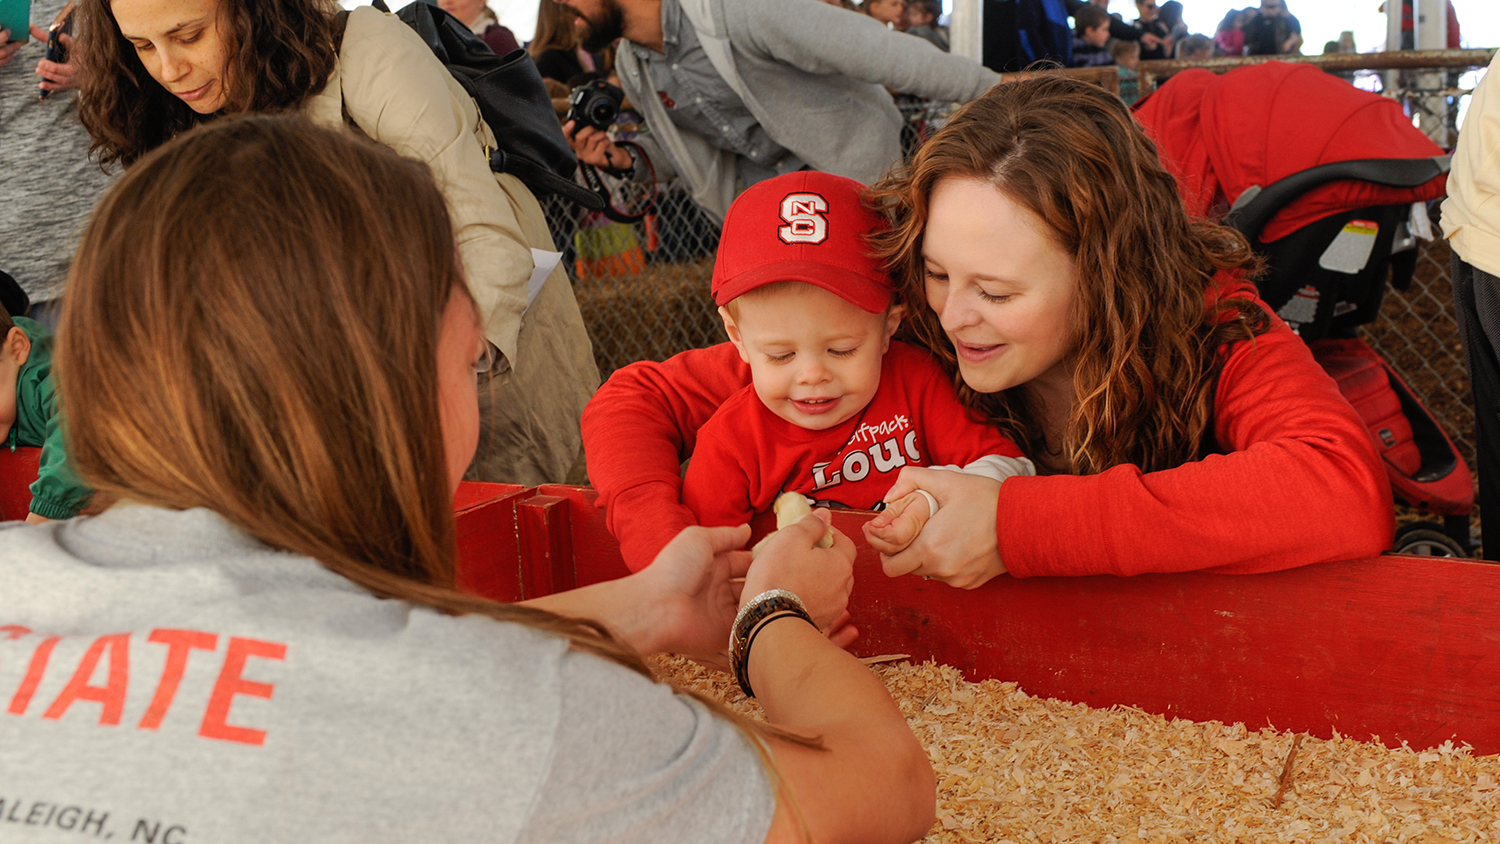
[73, 0, 599, 488]
[581, 76, 1393, 582]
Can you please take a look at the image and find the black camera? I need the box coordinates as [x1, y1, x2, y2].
[566, 79, 624, 132]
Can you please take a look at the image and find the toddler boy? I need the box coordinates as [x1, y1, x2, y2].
[681, 171, 1033, 553]
[1112, 39, 1143, 105]
[0, 311, 90, 521]
[1070, 5, 1115, 67]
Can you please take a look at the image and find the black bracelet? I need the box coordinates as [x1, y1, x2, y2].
[730, 590, 817, 698]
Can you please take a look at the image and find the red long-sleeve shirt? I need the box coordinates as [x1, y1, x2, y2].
[582, 286, 1394, 574]
[683, 342, 1026, 529]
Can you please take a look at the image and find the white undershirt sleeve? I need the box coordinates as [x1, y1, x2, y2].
[920, 455, 1037, 515]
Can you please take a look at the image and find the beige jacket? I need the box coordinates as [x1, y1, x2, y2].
[1443, 53, 1500, 278]
[306, 8, 599, 484]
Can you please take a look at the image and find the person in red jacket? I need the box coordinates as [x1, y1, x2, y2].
[582, 75, 1394, 585]
[678, 171, 1033, 551]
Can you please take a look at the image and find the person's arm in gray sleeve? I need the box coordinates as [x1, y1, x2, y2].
[730, 0, 1001, 102]
[625, 130, 681, 186]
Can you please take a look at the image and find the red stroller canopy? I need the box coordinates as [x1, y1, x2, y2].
[1135, 62, 1446, 242]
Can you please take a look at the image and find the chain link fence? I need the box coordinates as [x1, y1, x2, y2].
[547, 58, 1488, 523]
[1356, 56, 1487, 537]
[1363, 237, 1474, 473]
[543, 99, 960, 381]
[541, 190, 723, 380]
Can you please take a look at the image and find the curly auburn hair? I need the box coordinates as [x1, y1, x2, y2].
[867, 75, 1270, 476]
[75, 0, 341, 167]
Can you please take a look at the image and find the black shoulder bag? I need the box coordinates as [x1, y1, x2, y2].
[349, 1, 604, 211]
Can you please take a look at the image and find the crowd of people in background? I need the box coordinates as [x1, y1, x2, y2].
[1056, 0, 1468, 71]
[845, 0, 953, 50]
[434, 0, 1469, 71]
[1070, 0, 1308, 72]
[390, 0, 1467, 83]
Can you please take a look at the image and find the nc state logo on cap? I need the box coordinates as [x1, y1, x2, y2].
[779, 193, 829, 244]
[712, 171, 893, 313]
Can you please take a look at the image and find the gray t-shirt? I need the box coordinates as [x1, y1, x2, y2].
[0, 0, 116, 303]
[0, 505, 774, 843]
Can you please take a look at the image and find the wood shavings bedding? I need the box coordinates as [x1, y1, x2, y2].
[652, 655, 1500, 844]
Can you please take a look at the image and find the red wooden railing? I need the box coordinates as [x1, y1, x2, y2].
[3, 449, 1498, 753]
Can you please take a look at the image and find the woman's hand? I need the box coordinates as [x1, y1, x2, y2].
[520, 524, 750, 659]
[630, 524, 753, 657]
[0, 31, 22, 69]
[867, 466, 1007, 590]
[32, 27, 77, 92]
[743, 509, 854, 632]
[744, 510, 933, 844]
[522, 517, 855, 660]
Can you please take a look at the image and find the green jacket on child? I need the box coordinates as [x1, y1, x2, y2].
[6, 316, 90, 519]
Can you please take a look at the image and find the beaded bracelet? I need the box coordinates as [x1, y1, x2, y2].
[730, 589, 817, 698]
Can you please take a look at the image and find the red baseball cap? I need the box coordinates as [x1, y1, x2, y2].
[711, 171, 893, 313]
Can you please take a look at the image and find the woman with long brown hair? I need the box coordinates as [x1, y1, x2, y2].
[0, 115, 935, 844]
[72, 0, 598, 489]
[582, 75, 1392, 581]
[528, 0, 604, 85]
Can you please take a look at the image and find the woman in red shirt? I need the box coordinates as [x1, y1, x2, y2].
[583, 76, 1393, 584]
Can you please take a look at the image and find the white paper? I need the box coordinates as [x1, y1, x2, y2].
[527, 248, 563, 311]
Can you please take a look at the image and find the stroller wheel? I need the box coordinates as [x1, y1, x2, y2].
[1392, 522, 1470, 557]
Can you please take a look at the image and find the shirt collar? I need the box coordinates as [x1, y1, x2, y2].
[469, 7, 499, 35]
[660, 0, 682, 49]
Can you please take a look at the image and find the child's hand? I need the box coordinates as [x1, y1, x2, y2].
[862, 490, 932, 557]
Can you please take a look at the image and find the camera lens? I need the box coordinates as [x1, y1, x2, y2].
[588, 98, 618, 128]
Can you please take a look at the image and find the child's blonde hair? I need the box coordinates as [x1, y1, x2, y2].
[1110, 38, 1142, 62]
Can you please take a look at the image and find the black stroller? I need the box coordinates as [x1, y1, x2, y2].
[1136, 61, 1474, 556]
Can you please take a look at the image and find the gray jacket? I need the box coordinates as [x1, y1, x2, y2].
[616, 0, 1000, 219]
